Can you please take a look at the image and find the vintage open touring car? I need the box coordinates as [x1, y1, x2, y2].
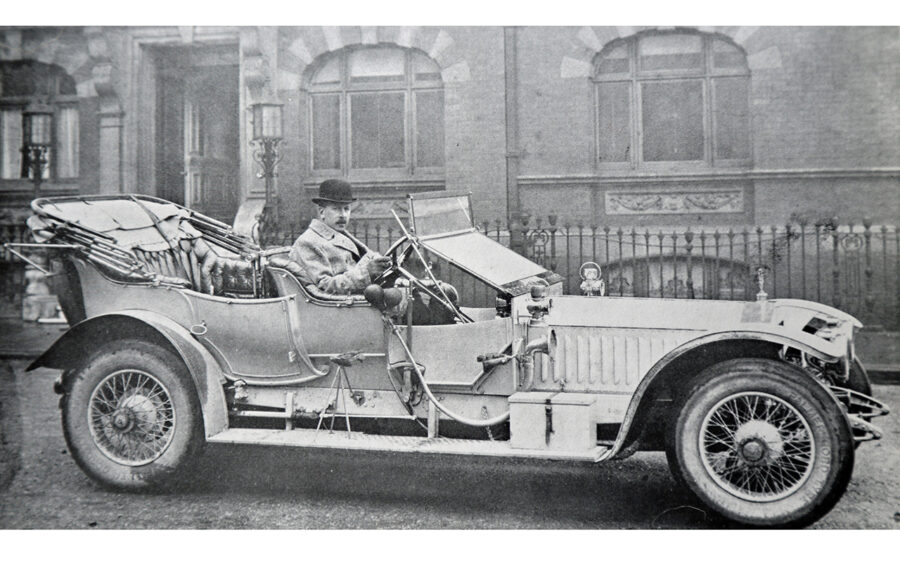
[10, 192, 889, 527]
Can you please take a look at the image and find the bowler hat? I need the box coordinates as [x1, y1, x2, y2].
[312, 179, 356, 205]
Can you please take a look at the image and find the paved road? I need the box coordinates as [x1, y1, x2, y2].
[2, 360, 899, 529]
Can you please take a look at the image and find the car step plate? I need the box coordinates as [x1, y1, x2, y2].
[208, 428, 609, 462]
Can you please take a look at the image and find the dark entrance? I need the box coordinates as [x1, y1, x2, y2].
[155, 45, 239, 223]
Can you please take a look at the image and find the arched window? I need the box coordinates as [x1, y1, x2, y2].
[0, 60, 79, 181]
[594, 31, 750, 169]
[308, 46, 444, 177]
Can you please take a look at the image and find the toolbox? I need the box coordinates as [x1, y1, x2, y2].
[509, 391, 600, 451]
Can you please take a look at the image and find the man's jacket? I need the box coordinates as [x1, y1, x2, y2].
[289, 218, 376, 294]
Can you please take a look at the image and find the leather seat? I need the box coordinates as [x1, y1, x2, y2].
[131, 237, 257, 296]
[267, 255, 306, 281]
[266, 254, 367, 303]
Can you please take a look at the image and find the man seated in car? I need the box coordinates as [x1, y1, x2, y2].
[289, 179, 392, 295]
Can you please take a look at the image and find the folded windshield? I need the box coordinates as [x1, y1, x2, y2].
[409, 193, 473, 237]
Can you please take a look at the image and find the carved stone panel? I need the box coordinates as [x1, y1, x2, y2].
[605, 188, 744, 215]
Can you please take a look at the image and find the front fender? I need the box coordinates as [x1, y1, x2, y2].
[770, 299, 863, 329]
[28, 311, 228, 438]
[728, 323, 850, 361]
[603, 329, 848, 461]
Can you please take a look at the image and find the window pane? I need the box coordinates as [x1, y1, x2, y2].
[642, 80, 704, 161]
[312, 94, 341, 169]
[597, 43, 630, 75]
[712, 39, 747, 71]
[415, 90, 444, 167]
[351, 92, 405, 168]
[597, 82, 631, 162]
[639, 34, 703, 72]
[349, 48, 405, 84]
[714, 77, 750, 160]
[56, 106, 79, 178]
[1, 109, 23, 179]
[311, 57, 341, 87]
[412, 51, 442, 83]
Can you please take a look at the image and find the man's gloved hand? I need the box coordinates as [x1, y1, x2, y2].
[367, 254, 393, 278]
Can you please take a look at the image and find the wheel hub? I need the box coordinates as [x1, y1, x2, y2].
[111, 410, 134, 431]
[120, 393, 159, 427]
[88, 369, 176, 466]
[734, 419, 784, 466]
[740, 439, 765, 462]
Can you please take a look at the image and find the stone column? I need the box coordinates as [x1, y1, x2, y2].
[93, 62, 123, 194]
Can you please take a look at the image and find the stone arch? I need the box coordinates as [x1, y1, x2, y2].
[22, 30, 103, 98]
[0, 28, 117, 99]
[276, 26, 471, 90]
[560, 26, 782, 78]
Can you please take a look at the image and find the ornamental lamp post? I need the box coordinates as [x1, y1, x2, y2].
[22, 102, 53, 200]
[249, 101, 284, 246]
[21, 102, 57, 322]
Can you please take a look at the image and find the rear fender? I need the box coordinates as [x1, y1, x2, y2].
[28, 311, 228, 438]
[605, 330, 847, 460]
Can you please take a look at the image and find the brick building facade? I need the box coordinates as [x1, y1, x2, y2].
[1, 26, 897, 228]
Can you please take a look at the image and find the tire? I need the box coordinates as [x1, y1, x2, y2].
[62, 339, 204, 491]
[666, 358, 854, 528]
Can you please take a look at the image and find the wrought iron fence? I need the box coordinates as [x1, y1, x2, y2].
[4, 216, 898, 330]
[491, 219, 900, 331]
[309, 217, 899, 330]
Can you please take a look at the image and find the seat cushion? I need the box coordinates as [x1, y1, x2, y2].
[268, 256, 307, 280]
[212, 257, 257, 295]
[129, 236, 257, 296]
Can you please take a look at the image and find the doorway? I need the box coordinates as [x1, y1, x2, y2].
[155, 45, 239, 223]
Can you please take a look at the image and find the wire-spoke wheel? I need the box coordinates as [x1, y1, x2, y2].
[666, 358, 854, 528]
[700, 392, 814, 502]
[63, 339, 203, 490]
[88, 369, 176, 466]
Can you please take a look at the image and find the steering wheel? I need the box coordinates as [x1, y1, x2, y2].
[367, 213, 471, 323]
[371, 236, 410, 287]
[372, 260, 397, 287]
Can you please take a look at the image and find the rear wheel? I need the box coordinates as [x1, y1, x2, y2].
[62, 339, 204, 490]
[666, 358, 854, 527]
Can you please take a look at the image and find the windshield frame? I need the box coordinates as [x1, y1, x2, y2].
[408, 191, 475, 239]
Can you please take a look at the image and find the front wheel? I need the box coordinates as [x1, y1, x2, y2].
[666, 358, 854, 527]
[62, 339, 204, 490]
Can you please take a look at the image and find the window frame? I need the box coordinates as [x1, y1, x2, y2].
[593, 31, 751, 172]
[306, 46, 445, 181]
[53, 98, 80, 180]
[0, 61, 80, 187]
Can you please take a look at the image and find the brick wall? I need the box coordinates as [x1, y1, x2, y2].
[442, 27, 508, 222]
[517, 27, 596, 177]
[510, 26, 899, 226]
[7, 26, 894, 230]
[749, 27, 900, 169]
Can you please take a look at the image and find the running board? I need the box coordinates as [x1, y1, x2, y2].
[208, 427, 609, 462]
